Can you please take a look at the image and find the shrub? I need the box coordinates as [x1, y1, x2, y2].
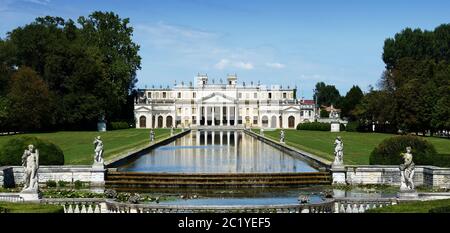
[74, 180, 83, 189]
[297, 122, 331, 131]
[57, 180, 68, 187]
[45, 180, 57, 188]
[0, 136, 64, 166]
[345, 121, 360, 132]
[429, 206, 450, 213]
[369, 135, 437, 165]
[0, 202, 64, 213]
[109, 121, 130, 130]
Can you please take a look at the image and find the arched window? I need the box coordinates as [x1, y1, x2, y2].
[157, 116, 163, 128]
[288, 116, 295, 128]
[262, 116, 269, 128]
[166, 116, 173, 128]
[139, 116, 146, 128]
[271, 116, 277, 128]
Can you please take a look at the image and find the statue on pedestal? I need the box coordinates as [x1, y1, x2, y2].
[400, 147, 415, 191]
[21, 145, 39, 192]
[333, 136, 344, 166]
[150, 129, 155, 142]
[280, 129, 285, 143]
[93, 136, 104, 164]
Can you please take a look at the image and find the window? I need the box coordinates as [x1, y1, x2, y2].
[163, 92, 167, 98]
[246, 93, 249, 99]
[193, 92, 196, 98]
[238, 93, 242, 98]
[177, 108, 181, 114]
[147, 92, 152, 98]
[192, 108, 196, 114]
[268, 93, 272, 99]
[254, 93, 257, 98]
[283, 92, 287, 99]
[253, 116, 258, 125]
[178, 92, 181, 98]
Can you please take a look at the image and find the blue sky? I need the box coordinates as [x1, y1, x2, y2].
[1, 0, 450, 98]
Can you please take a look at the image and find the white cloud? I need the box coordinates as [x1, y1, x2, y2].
[25, 0, 50, 5]
[266, 62, 286, 69]
[214, 59, 254, 70]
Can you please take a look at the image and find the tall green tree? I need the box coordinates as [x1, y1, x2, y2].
[7, 67, 51, 131]
[313, 82, 341, 107]
[341, 85, 364, 120]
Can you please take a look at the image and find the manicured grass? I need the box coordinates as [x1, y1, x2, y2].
[0, 201, 64, 213]
[366, 199, 450, 213]
[260, 129, 450, 165]
[0, 128, 175, 165]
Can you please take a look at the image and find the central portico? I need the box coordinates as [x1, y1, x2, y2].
[134, 73, 316, 129]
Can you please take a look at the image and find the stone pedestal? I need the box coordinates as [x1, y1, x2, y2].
[91, 163, 105, 186]
[397, 190, 419, 200]
[331, 121, 340, 132]
[331, 166, 346, 185]
[19, 190, 40, 201]
[97, 121, 106, 132]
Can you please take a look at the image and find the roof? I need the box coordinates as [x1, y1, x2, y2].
[302, 100, 315, 105]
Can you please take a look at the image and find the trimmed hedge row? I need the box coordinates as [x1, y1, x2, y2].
[0, 136, 64, 166]
[297, 122, 331, 131]
[0, 202, 64, 213]
[109, 121, 130, 130]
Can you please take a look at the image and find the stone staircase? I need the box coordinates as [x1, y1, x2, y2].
[105, 171, 331, 187]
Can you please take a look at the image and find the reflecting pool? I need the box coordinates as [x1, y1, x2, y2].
[117, 130, 317, 173]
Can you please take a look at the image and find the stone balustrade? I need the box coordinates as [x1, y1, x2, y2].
[105, 199, 336, 213]
[41, 198, 106, 213]
[0, 193, 24, 202]
[334, 197, 397, 213]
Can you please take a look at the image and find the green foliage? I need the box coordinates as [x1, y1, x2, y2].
[0, 136, 64, 166]
[366, 198, 450, 213]
[0, 202, 64, 213]
[46, 180, 57, 188]
[57, 180, 68, 187]
[428, 206, 450, 213]
[345, 121, 360, 132]
[314, 82, 341, 107]
[109, 121, 130, 130]
[341, 85, 363, 120]
[0, 12, 141, 131]
[297, 122, 331, 131]
[369, 135, 437, 165]
[42, 189, 104, 198]
[320, 109, 329, 118]
[74, 180, 83, 189]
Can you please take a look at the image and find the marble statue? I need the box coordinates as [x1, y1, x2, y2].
[93, 136, 104, 163]
[260, 128, 264, 136]
[150, 129, 155, 142]
[333, 136, 344, 166]
[21, 144, 39, 192]
[400, 147, 415, 191]
[280, 129, 285, 143]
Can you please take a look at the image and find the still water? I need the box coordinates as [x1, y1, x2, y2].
[118, 130, 317, 173]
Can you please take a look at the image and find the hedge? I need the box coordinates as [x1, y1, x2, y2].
[297, 122, 331, 131]
[0, 136, 64, 166]
[369, 135, 437, 165]
[109, 121, 130, 130]
[0, 202, 64, 213]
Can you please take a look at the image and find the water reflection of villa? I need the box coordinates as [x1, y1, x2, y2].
[134, 74, 316, 129]
[118, 131, 317, 173]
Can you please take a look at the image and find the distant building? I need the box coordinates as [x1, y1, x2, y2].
[134, 74, 316, 129]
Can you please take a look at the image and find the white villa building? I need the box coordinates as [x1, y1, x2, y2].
[134, 74, 316, 129]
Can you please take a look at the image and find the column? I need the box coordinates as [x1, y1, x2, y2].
[234, 106, 238, 126]
[204, 106, 208, 126]
[227, 106, 231, 126]
[149, 114, 153, 129]
[220, 106, 224, 126]
[163, 115, 167, 128]
[212, 106, 215, 126]
[204, 130, 208, 145]
[197, 104, 201, 126]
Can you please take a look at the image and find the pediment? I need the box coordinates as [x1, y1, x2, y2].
[201, 93, 235, 104]
[282, 106, 300, 112]
[135, 106, 151, 112]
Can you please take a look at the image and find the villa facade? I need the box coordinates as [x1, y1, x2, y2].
[134, 74, 316, 129]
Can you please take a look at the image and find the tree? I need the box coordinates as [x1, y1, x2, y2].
[78, 11, 141, 121]
[341, 85, 363, 120]
[314, 82, 341, 107]
[7, 67, 51, 131]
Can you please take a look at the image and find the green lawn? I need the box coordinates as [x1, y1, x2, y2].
[261, 129, 450, 165]
[0, 128, 175, 165]
[0, 201, 64, 213]
[366, 199, 450, 213]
